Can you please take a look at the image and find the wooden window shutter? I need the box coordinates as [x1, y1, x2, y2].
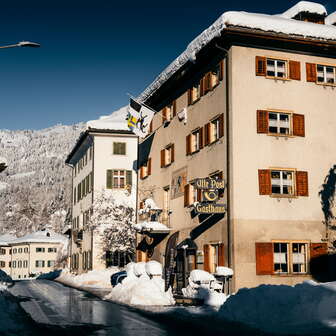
[200, 78, 204, 96]
[149, 120, 153, 133]
[160, 149, 165, 168]
[310, 243, 327, 259]
[204, 72, 212, 93]
[258, 169, 271, 195]
[204, 123, 211, 146]
[203, 244, 211, 272]
[162, 108, 167, 124]
[289, 61, 301, 81]
[257, 110, 269, 134]
[292, 114, 305, 137]
[255, 242, 274, 275]
[171, 144, 175, 163]
[140, 166, 144, 179]
[106, 170, 112, 189]
[306, 63, 317, 82]
[139, 201, 145, 209]
[173, 100, 177, 117]
[186, 134, 192, 155]
[184, 184, 190, 207]
[219, 113, 224, 138]
[199, 127, 204, 149]
[218, 243, 225, 266]
[219, 60, 224, 81]
[296, 171, 309, 196]
[147, 158, 152, 176]
[256, 56, 266, 76]
[188, 89, 192, 106]
[126, 170, 132, 187]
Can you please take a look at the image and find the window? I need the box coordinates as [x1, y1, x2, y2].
[266, 59, 287, 78]
[203, 244, 225, 273]
[162, 186, 170, 225]
[18, 261, 22, 268]
[271, 170, 294, 195]
[35, 260, 45, 268]
[36, 247, 45, 253]
[13, 248, 17, 254]
[160, 144, 175, 168]
[0, 261, 5, 267]
[73, 187, 77, 205]
[205, 115, 224, 145]
[24, 247, 28, 253]
[162, 101, 176, 123]
[113, 142, 126, 155]
[273, 242, 308, 274]
[47, 260, 55, 268]
[184, 183, 202, 207]
[210, 62, 222, 87]
[23, 260, 28, 268]
[89, 146, 93, 160]
[188, 82, 201, 105]
[106, 170, 132, 189]
[12, 261, 16, 268]
[0, 249, 6, 255]
[258, 169, 308, 197]
[48, 248, 57, 253]
[186, 128, 203, 155]
[257, 110, 304, 137]
[18, 248, 22, 253]
[317, 64, 336, 84]
[140, 158, 152, 179]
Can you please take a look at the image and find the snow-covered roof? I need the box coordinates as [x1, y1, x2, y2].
[326, 12, 336, 25]
[134, 221, 170, 233]
[0, 157, 7, 166]
[280, 1, 327, 19]
[11, 230, 67, 245]
[138, 2, 336, 103]
[0, 234, 17, 246]
[87, 106, 129, 132]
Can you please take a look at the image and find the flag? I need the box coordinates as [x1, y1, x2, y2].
[127, 98, 155, 138]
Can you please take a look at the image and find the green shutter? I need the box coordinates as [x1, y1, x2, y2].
[106, 170, 113, 189]
[126, 170, 132, 187]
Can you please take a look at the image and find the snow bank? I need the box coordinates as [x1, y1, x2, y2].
[87, 106, 129, 131]
[218, 280, 336, 334]
[56, 267, 119, 289]
[106, 262, 175, 306]
[280, 1, 327, 19]
[138, 3, 336, 103]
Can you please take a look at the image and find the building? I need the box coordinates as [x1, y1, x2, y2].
[137, 1, 336, 291]
[65, 107, 138, 274]
[0, 230, 67, 280]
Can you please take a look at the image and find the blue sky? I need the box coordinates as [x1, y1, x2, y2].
[1, 0, 335, 130]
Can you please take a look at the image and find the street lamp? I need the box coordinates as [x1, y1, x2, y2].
[0, 41, 40, 49]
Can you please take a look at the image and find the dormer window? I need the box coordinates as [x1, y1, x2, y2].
[281, 2, 327, 24]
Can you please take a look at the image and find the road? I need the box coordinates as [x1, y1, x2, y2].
[7, 280, 206, 336]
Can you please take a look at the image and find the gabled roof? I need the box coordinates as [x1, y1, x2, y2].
[138, 2, 336, 104]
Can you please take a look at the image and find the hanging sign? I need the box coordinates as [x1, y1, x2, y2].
[195, 178, 225, 190]
[195, 203, 226, 214]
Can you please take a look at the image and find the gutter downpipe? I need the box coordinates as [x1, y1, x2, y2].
[215, 43, 232, 272]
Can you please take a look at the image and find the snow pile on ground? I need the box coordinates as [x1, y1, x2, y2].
[280, 1, 327, 19]
[182, 270, 227, 307]
[87, 106, 129, 131]
[134, 221, 170, 232]
[138, 2, 336, 103]
[105, 261, 175, 306]
[218, 280, 336, 335]
[56, 267, 119, 289]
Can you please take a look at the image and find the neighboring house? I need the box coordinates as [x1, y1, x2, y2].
[65, 106, 137, 274]
[0, 230, 67, 280]
[137, 1, 336, 291]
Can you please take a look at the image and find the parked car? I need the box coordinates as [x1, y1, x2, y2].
[110, 271, 127, 287]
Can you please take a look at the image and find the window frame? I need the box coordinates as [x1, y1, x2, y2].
[316, 63, 336, 86]
[270, 168, 297, 197]
[265, 57, 289, 80]
[113, 142, 127, 155]
[272, 240, 309, 275]
[162, 144, 174, 167]
[267, 110, 293, 137]
[210, 116, 221, 143]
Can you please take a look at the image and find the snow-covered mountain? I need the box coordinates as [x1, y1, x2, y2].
[0, 123, 85, 236]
